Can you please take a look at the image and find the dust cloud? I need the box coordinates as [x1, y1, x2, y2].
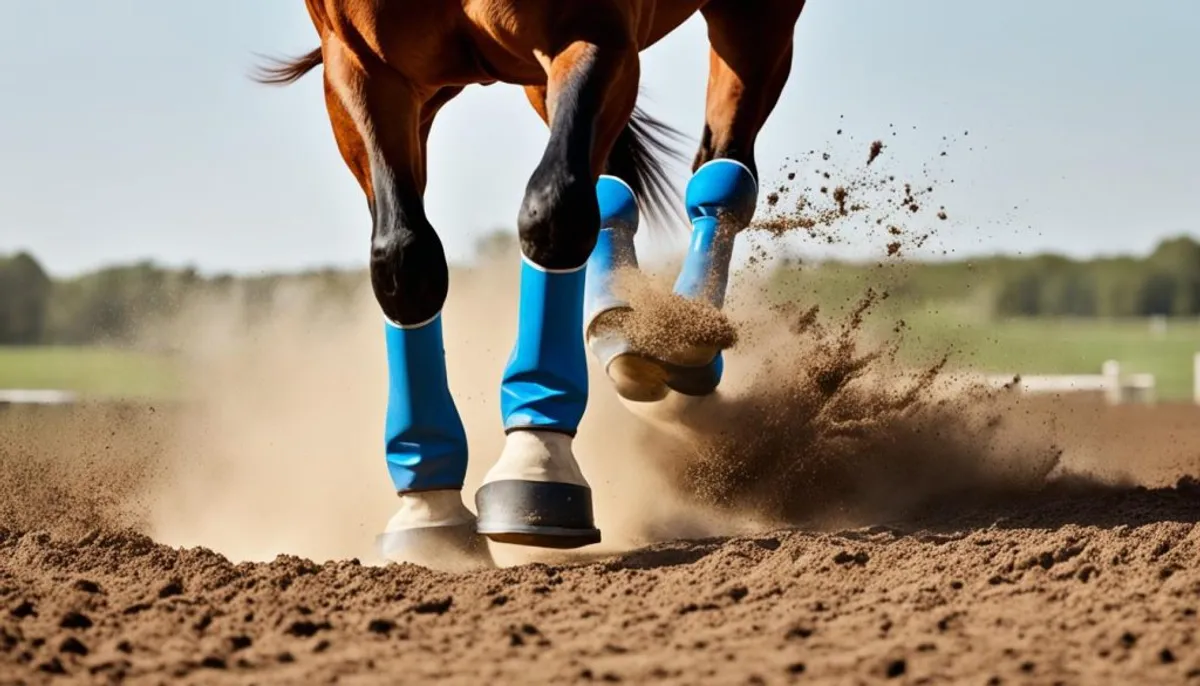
[122, 238, 1093, 568]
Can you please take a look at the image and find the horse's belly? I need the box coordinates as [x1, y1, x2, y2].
[458, 0, 709, 84]
[637, 0, 709, 49]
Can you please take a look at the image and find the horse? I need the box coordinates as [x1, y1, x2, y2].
[254, 0, 808, 571]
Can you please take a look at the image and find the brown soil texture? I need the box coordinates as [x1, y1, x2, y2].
[3, 400, 1200, 685]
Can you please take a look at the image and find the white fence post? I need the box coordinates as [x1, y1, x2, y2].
[1102, 360, 1121, 405]
[1194, 352, 1200, 405]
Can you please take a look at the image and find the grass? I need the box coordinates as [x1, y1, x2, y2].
[890, 311, 1200, 401]
[0, 346, 178, 399]
[1, 315, 1197, 401]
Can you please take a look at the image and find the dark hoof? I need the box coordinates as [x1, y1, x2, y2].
[606, 351, 722, 401]
[375, 522, 495, 572]
[663, 353, 722, 397]
[590, 329, 723, 402]
[475, 480, 601, 549]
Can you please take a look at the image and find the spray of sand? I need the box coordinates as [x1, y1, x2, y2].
[613, 282, 1069, 534]
[0, 403, 170, 538]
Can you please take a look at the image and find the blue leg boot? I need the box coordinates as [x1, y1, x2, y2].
[374, 315, 494, 571]
[583, 175, 674, 402]
[583, 166, 757, 401]
[668, 158, 758, 395]
[474, 256, 601, 549]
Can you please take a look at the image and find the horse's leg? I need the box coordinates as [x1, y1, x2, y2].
[664, 0, 806, 394]
[474, 39, 641, 548]
[320, 40, 491, 570]
[522, 85, 651, 404]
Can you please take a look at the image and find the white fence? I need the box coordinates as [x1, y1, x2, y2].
[1195, 352, 1200, 406]
[3, 354, 1200, 407]
[979, 359, 1157, 405]
[0, 389, 79, 407]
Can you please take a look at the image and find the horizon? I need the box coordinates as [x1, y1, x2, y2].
[8, 230, 1200, 281]
[2, 1, 1198, 278]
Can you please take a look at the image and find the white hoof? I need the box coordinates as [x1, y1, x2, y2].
[375, 490, 494, 572]
[481, 430, 589, 487]
[475, 430, 600, 548]
[383, 489, 475, 530]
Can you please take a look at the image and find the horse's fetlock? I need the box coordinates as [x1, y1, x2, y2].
[518, 167, 599, 269]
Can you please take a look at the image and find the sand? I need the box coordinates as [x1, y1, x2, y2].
[3, 402, 1200, 684]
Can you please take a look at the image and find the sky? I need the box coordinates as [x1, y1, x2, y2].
[1, 1, 1198, 277]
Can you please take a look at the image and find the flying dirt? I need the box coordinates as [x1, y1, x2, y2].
[3, 140, 1200, 684]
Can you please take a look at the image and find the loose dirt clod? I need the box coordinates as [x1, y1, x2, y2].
[867, 140, 885, 166]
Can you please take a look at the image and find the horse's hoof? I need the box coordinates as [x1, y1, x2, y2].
[375, 522, 494, 572]
[475, 480, 601, 549]
[587, 313, 724, 402]
[475, 431, 601, 549]
[607, 353, 670, 402]
[374, 490, 495, 572]
[605, 351, 722, 401]
[663, 352, 723, 397]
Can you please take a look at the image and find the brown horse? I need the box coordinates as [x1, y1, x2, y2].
[255, 0, 807, 571]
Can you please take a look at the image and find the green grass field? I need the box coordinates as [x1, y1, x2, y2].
[889, 312, 1200, 401]
[0, 346, 178, 399]
[1, 316, 1197, 401]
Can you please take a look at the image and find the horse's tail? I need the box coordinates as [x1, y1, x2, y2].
[606, 104, 690, 233]
[250, 47, 323, 85]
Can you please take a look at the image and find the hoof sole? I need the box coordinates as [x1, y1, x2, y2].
[482, 528, 602, 549]
[375, 522, 494, 572]
[475, 480, 601, 549]
[608, 354, 669, 402]
[664, 352, 722, 397]
[588, 308, 724, 400]
[606, 352, 722, 401]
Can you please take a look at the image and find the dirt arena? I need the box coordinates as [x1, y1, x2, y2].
[4, 256, 1200, 684]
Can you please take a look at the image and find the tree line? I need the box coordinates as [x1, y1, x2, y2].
[2, 233, 1199, 345]
[771, 235, 1200, 319]
[0, 255, 363, 346]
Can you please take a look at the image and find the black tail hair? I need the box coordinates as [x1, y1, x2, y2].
[605, 104, 691, 233]
[250, 47, 323, 86]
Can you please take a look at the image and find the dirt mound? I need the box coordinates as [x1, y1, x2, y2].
[3, 476, 1200, 683]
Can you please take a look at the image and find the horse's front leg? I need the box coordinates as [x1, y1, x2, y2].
[474, 39, 642, 549]
[661, 1, 807, 394]
[321, 41, 491, 570]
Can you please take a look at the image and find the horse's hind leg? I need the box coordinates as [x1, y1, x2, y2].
[474, 39, 641, 549]
[665, 0, 806, 394]
[321, 40, 491, 570]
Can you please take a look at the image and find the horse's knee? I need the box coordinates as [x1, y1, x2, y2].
[370, 219, 449, 326]
[517, 166, 600, 270]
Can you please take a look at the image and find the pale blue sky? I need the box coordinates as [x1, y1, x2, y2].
[1, 1, 1197, 276]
